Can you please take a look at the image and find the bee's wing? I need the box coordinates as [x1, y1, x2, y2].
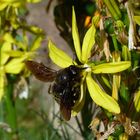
[60, 102, 71, 121]
[25, 61, 57, 82]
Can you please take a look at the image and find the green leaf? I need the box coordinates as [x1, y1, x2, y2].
[72, 83, 85, 116]
[86, 74, 120, 113]
[120, 82, 129, 103]
[72, 7, 81, 62]
[92, 61, 131, 74]
[1, 42, 12, 65]
[48, 40, 74, 68]
[5, 57, 26, 74]
[81, 24, 96, 63]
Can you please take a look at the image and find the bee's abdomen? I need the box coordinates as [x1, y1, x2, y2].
[52, 82, 80, 107]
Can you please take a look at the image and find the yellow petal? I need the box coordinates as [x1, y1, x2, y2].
[134, 90, 140, 112]
[72, 82, 85, 116]
[4, 33, 15, 43]
[72, 7, 82, 62]
[134, 16, 140, 25]
[24, 25, 44, 35]
[31, 36, 43, 51]
[86, 74, 120, 113]
[0, 3, 7, 11]
[5, 57, 25, 74]
[1, 42, 12, 65]
[81, 24, 96, 63]
[48, 40, 74, 68]
[27, 0, 41, 3]
[4, 50, 24, 57]
[92, 61, 131, 74]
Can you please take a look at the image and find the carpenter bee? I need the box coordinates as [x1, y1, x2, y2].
[25, 60, 83, 121]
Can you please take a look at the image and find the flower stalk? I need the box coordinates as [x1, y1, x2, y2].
[103, 0, 122, 20]
[5, 77, 19, 140]
[112, 51, 121, 100]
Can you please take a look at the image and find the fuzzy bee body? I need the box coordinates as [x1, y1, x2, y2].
[25, 61, 83, 121]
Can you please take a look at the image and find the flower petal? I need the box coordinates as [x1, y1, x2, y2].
[92, 61, 131, 74]
[24, 25, 44, 35]
[30, 36, 43, 51]
[27, 0, 41, 3]
[134, 16, 140, 25]
[72, 7, 82, 62]
[5, 57, 26, 74]
[0, 3, 7, 11]
[72, 82, 85, 116]
[48, 40, 73, 68]
[1, 42, 12, 65]
[81, 24, 96, 63]
[4, 33, 15, 43]
[86, 74, 120, 113]
[4, 50, 24, 57]
[134, 90, 140, 113]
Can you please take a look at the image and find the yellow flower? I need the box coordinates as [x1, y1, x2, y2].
[0, 0, 41, 11]
[48, 7, 131, 117]
[0, 32, 43, 100]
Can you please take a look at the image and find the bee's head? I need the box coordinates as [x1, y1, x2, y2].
[69, 65, 83, 75]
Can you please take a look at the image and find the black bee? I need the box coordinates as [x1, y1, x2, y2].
[25, 60, 83, 121]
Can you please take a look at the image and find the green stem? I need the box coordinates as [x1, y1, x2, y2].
[109, 0, 122, 19]
[103, 0, 121, 20]
[112, 35, 119, 51]
[5, 81, 19, 140]
[0, 101, 6, 139]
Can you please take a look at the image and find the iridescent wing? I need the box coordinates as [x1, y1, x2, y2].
[25, 60, 57, 82]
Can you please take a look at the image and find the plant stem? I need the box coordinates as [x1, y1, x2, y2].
[109, 0, 122, 19]
[112, 35, 119, 51]
[103, 0, 121, 20]
[0, 101, 6, 139]
[5, 81, 19, 140]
